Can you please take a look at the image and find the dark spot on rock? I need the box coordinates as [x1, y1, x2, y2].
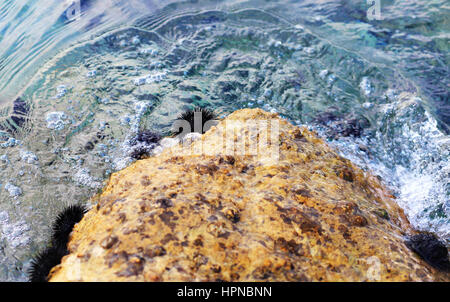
[298, 216, 323, 234]
[292, 129, 307, 142]
[193, 237, 204, 247]
[139, 201, 149, 213]
[223, 208, 240, 223]
[218, 232, 230, 239]
[211, 264, 222, 273]
[241, 165, 249, 173]
[219, 156, 235, 165]
[338, 224, 351, 239]
[101, 235, 118, 249]
[196, 163, 219, 176]
[192, 253, 208, 269]
[279, 207, 323, 234]
[373, 208, 390, 220]
[141, 177, 151, 186]
[230, 272, 240, 280]
[349, 215, 368, 227]
[116, 256, 145, 277]
[106, 251, 128, 268]
[122, 227, 138, 235]
[252, 266, 273, 280]
[280, 214, 292, 224]
[144, 245, 166, 258]
[405, 233, 450, 272]
[275, 237, 303, 256]
[156, 198, 173, 209]
[292, 188, 312, 198]
[117, 213, 126, 223]
[334, 166, 354, 182]
[196, 193, 207, 203]
[159, 211, 176, 228]
[161, 233, 178, 244]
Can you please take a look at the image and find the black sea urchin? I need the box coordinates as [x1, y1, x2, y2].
[28, 204, 88, 282]
[129, 145, 153, 160]
[50, 204, 88, 250]
[129, 130, 161, 146]
[405, 233, 450, 272]
[173, 107, 217, 136]
[129, 130, 162, 160]
[28, 246, 67, 282]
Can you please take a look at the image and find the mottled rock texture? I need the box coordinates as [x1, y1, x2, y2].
[49, 109, 449, 281]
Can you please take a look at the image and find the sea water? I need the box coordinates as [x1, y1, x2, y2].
[0, 0, 448, 281]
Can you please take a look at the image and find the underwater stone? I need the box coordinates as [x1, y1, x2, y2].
[131, 36, 140, 45]
[0, 211, 9, 223]
[48, 109, 448, 282]
[1, 97, 31, 133]
[0, 138, 18, 148]
[46, 112, 67, 130]
[4, 183, 22, 197]
[20, 150, 38, 164]
[86, 70, 97, 78]
[133, 77, 146, 86]
[359, 77, 373, 96]
[140, 48, 158, 56]
[0, 154, 9, 164]
[73, 168, 102, 189]
[56, 85, 67, 98]
[319, 69, 329, 79]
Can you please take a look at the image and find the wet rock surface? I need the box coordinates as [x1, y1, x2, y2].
[48, 109, 448, 281]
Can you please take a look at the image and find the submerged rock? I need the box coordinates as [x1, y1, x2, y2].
[0, 97, 30, 134]
[48, 109, 448, 281]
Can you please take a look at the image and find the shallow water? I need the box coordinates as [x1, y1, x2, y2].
[0, 0, 448, 281]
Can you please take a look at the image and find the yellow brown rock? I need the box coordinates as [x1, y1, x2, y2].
[49, 109, 449, 281]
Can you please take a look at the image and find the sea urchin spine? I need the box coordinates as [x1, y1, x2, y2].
[28, 246, 67, 282]
[28, 204, 88, 282]
[50, 204, 88, 249]
[173, 107, 218, 137]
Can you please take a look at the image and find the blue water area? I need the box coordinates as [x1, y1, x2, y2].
[0, 0, 448, 281]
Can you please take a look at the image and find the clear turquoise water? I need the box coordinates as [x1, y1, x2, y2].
[0, 0, 448, 281]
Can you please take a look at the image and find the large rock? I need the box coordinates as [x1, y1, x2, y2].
[49, 109, 448, 281]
